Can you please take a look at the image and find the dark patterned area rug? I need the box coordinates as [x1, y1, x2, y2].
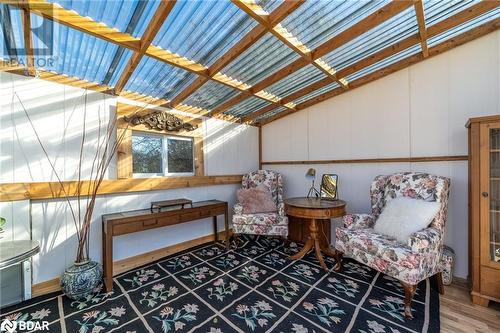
[1, 236, 439, 332]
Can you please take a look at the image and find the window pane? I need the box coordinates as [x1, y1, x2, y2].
[167, 137, 194, 173]
[132, 134, 162, 174]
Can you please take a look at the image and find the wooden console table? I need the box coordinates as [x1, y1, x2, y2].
[101, 200, 228, 292]
[284, 197, 346, 271]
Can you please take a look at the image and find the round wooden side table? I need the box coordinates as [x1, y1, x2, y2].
[284, 197, 346, 271]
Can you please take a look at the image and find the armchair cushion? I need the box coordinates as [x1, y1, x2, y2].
[336, 227, 422, 269]
[373, 197, 440, 243]
[232, 213, 288, 237]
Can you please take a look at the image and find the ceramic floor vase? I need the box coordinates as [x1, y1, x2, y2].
[60, 260, 102, 300]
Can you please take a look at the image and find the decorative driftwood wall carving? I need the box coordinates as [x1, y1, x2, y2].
[123, 111, 198, 132]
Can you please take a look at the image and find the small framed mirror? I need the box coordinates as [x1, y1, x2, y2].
[320, 174, 338, 200]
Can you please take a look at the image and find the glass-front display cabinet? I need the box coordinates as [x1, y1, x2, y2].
[467, 115, 500, 307]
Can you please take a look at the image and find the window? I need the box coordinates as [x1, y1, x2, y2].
[132, 132, 194, 177]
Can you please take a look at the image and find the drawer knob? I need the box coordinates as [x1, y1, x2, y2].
[482, 192, 489, 198]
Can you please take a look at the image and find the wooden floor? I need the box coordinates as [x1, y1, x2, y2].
[441, 284, 500, 332]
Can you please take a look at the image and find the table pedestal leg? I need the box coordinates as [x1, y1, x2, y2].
[288, 218, 329, 271]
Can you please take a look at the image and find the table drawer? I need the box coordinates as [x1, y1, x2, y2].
[198, 209, 212, 219]
[210, 206, 226, 216]
[180, 211, 200, 221]
[113, 218, 158, 235]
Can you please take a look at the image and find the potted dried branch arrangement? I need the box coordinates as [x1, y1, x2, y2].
[16, 92, 131, 300]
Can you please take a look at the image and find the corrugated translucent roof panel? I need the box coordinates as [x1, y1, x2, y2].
[107, 49, 134, 87]
[254, 106, 287, 123]
[293, 81, 340, 106]
[0, 4, 24, 60]
[255, 0, 284, 13]
[424, 0, 479, 26]
[279, 0, 389, 51]
[47, 0, 161, 37]
[125, 56, 197, 100]
[32, 15, 120, 83]
[428, 7, 499, 47]
[224, 96, 272, 118]
[221, 32, 300, 86]
[152, 0, 257, 67]
[266, 64, 327, 98]
[323, 6, 418, 72]
[345, 44, 421, 82]
[183, 80, 240, 110]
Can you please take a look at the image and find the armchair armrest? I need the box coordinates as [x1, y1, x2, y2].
[343, 214, 375, 230]
[234, 203, 243, 215]
[408, 227, 441, 253]
[277, 202, 286, 216]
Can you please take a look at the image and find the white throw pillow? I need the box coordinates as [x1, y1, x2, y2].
[373, 197, 440, 244]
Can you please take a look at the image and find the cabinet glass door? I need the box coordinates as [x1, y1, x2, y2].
[490, 127, 500, 263]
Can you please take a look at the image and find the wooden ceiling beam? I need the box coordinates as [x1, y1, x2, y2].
[232, 0, 349, 89]
[114, 1, 177, 94]
[259, 18, 500, 125]
[168, 0, 304, 111]
[210, 0, 413, 116]
[21, 0, 142, 50]
[249, 0, 498, 124]
[414, 0, 429, 58]
[9, 0, 291, 116]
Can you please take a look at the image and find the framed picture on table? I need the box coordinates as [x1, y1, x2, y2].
[320, 174, 338, 200]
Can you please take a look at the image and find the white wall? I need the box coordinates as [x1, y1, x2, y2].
[262, 31, 500, 279]
[0, 71, 259, 283]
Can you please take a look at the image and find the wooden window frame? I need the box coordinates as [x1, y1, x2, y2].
[117, 103, 204, 179]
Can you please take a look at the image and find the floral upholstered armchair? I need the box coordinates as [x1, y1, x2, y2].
[334, 172, 450, 319]
[232, 170, 288, 238]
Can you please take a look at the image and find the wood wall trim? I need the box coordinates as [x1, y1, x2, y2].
[0, 175, 242, 202]
[117, 128, 133, 179]
[261, 155, 468, 166]
[32, 229, 232, 297]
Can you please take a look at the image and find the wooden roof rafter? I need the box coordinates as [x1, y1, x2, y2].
[231, 0, 349, 89]
[113, 0, 177, 94]
[258, 17, 500, 126]
[248, 0, 499, 125]
[414, 0, 429, 58]
[210, 0, 415, 117]
[20, 0, 35, 76]
[167, 0, 305, 111]
[9, 0, 302, 117]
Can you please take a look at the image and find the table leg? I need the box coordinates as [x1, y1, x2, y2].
[314, 239, 329, 271]
[104, 224, 113, 292]
[288, 218, 330, 271]
[288, 238, 314, 260]
[101, 222, 105, 283]
[213, 216, 218, 244]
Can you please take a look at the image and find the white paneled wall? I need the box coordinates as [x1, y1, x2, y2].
[0, 71, 258, 284]
[262, 31, 500, 279]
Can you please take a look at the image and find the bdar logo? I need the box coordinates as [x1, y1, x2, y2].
[0, 319, 17, 333]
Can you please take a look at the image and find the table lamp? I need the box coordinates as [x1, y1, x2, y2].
[306, 168, 320, 198]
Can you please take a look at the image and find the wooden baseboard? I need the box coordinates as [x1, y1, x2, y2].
[32, 278, 61, 298]
[32, 230, 232, 298]
[451, 276, 469, 289]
